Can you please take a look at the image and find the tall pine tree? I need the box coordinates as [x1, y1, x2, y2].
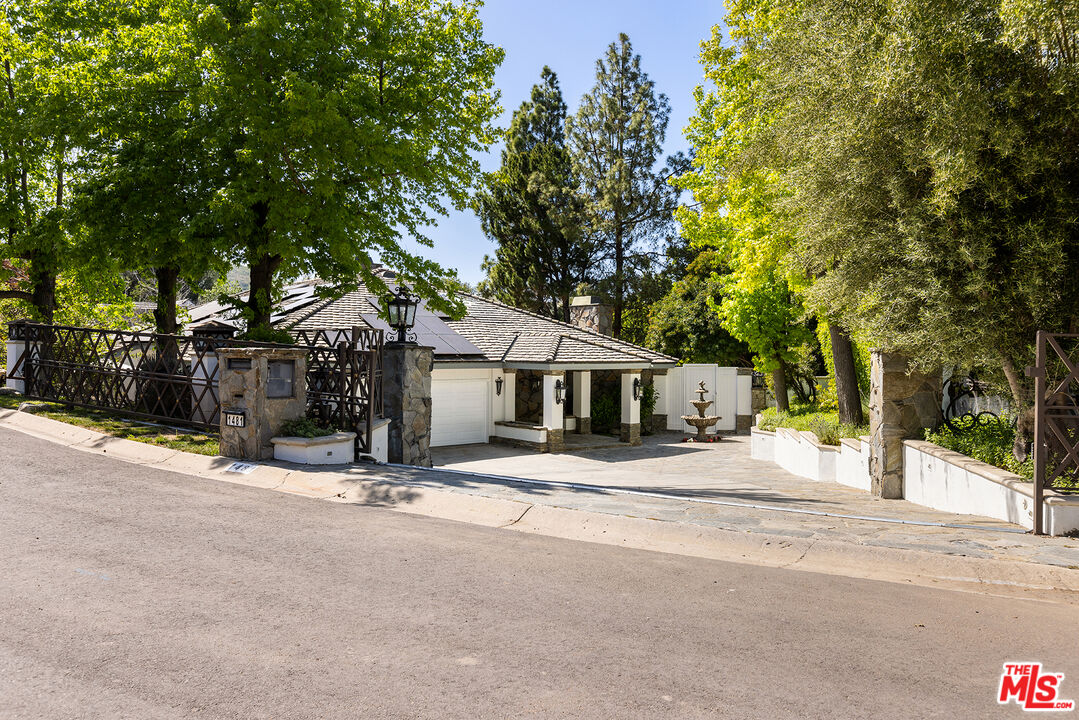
[568, 33, 677, 339]
[476, 67, 590, 321]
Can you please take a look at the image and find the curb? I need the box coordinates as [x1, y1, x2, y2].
[3, 408, 1078, 601]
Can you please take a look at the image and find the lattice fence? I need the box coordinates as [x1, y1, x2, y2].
[6, 321, 383, 453]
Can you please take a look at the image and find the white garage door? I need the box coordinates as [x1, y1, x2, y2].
[431, 379, 489, 446]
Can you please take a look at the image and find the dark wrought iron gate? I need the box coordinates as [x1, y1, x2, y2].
[1029, 330, 1079, 535]
[6, 321, 383, 455]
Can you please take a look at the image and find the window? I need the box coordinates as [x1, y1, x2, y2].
[267, 360, 295, 398]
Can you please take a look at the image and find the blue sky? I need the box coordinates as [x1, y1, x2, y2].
[403, 0, 725, 285]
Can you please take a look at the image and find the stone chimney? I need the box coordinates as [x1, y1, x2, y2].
[569, 296, 613, 337]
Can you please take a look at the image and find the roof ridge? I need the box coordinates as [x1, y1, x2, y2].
[455, 291, 678, 363]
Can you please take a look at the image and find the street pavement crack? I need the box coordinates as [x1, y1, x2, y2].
[499, 504, 534, 528]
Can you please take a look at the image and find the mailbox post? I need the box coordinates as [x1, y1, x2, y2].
[217, 347, 307, 460]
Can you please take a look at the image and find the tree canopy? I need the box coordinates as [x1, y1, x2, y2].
[476, 67, 591, 321]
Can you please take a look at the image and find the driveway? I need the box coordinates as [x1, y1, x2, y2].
[433, 432, 1019, 529]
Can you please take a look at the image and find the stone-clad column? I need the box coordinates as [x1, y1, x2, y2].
[869, 351, 940, 498]
[217, 347, 308, 460]
[384, 343, 434, 467]
[621, 370, 642, 446]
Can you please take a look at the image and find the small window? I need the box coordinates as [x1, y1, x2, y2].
[267, 360, 295, 398]
[227, 358, 252, 371]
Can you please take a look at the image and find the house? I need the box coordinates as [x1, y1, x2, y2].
[189, 267, 762, 454]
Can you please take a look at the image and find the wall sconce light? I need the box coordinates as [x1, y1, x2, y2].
[632, 377, 641, 401]
[495, 376, 504, 396]
[554, 378, 565, 405]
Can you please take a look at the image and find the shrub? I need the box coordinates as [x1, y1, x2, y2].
[756, 405, 867, 445]
[279, 416, 334, 439]
[924, 417, 1032, 480]
[591, 390, 619, 433]
[240, 326, 297, 345]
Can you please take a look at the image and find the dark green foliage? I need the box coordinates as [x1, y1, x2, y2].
[590, 389, 619, 434]
[568, 34, 680, 339]
[279, 416, 334, 439]
[476, 68, 591, 321]
[924, 418, 1033, 480]
[646, 250, 750, 364]
[239, 326, 296, 345]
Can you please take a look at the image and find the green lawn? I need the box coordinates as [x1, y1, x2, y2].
[0, 393, 220, 456]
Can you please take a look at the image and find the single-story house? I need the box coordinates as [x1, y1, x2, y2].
[189, 274, 688, 451]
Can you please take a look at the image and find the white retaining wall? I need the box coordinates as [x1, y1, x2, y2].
[751, 424, 1079, 535]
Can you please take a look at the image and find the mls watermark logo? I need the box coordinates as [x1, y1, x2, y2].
[999, 663, 1075, 712]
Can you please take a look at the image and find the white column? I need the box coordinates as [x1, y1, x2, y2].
[621, 370, 642, 445]
[542, 372, 565, 430]
[502, 371, 516, 422]
[5, 338, 24, 393]
[572, 370, 591, 432]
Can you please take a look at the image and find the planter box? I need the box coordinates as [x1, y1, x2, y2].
[750, 427, 774, 461]
[774, 427, 837, 482]
[903, 440, 1079, 536]
[272, 431, 356, 465]
[751, 426, 839, 482]
[837, 437, 872, 492]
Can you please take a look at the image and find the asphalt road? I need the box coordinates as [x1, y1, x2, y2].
[1, 426, 1076, 719]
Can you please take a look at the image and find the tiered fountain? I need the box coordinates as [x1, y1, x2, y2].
[681, 381, 721, 442]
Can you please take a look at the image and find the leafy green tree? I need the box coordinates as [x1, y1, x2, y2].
[740, 0, 1079, 437]
[113, 0, 502, 334]
[70, 2, 229, 337]
[676, 16, 867, 422]
[476, 67, 591, 321]
[0, 0, 102, 321]
[646, 249, 750, 365]
[568, 33, 679, 339]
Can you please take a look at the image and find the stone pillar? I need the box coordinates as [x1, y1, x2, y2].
[621, 370, 642, 446]
[651, 368, 668, 432]
[542, 371, 565, 451]
[500, 370, 516, 423]
[384, 343, 434, 467]
[869, 350, 941, 498]
[569, 296, 613, 336]
[217, 347, 308, 460]
[572, 370, 591, 434]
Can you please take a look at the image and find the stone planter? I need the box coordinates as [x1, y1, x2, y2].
[271, 431, 356, 465]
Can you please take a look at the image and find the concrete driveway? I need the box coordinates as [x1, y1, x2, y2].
[433, 431, 1020, 529]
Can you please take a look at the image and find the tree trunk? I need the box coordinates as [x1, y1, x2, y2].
[246, 251, 282, 334]
[153, 264, 179, 336]
[1002, 355, 1034, 461]
[613, 228, 624, 339]
[771, 366, 789, 411]
[829, 324, 864, 425]
[244, 201, 282, 335]
[28, 252, 56, 324]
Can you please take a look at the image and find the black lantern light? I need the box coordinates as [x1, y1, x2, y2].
[554, 378, 565, 405]
[384, 285, 420, 344]
[495, 376, 504, 396]
[632, 377, 641, 401]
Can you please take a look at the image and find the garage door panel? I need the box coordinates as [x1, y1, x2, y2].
[431, 379, 488, 446]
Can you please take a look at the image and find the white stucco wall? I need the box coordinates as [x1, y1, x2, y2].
[837, 437, 872, 492]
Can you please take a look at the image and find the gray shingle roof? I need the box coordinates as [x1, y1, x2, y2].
[191, 278, 678, 367]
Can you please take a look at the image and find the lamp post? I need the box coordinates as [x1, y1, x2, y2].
[384, 285, 419, 344]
